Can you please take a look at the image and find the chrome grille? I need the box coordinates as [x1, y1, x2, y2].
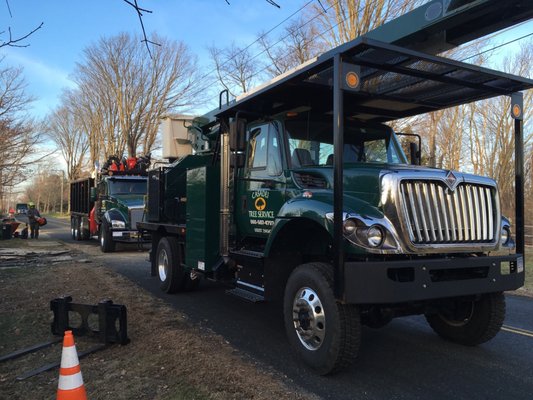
[129, 208, 144, 230]
[400, 181, 496, 244]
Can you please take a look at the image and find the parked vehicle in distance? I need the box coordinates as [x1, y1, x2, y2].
[15, 203, 28, 215]
[70, 155, 151, 252]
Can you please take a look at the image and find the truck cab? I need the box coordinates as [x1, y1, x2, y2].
[96, 175, 147, 252]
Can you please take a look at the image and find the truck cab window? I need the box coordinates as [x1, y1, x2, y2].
[248, 127, 268, 169]
[246, 124, 282, 177]
[109, 180, 147, 195]
[285, 116, 408, 167]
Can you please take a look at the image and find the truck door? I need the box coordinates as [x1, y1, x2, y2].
[236, 121, 286, 239]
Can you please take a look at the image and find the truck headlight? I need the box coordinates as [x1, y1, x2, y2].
[367, 225, 384, 247]
[500, 226, 510, 245]
[343, 219, 357, 235]
[111, 220, 126, 229]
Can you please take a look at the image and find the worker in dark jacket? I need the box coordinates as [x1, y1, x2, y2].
[27, 202, 41, 239]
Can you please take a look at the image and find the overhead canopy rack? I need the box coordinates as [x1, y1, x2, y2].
[216, 37, 533, 122]
[215, 37, 533, 299]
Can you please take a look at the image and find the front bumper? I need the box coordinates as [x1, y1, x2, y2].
[111, 230, 150, 243]
[344, 254, 524, 304]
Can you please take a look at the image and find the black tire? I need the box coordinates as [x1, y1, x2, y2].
[80, 218, 90, 240]
[75, 218, 82, 241]
[156, 237, 186, 293]
[283, 262, 361, 375]
[70, 217, 76, 240]
[425, 292, 505, 346]
[99, 221, 116, 253]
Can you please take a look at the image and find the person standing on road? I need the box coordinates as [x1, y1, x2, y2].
[27, 202, 41, 239]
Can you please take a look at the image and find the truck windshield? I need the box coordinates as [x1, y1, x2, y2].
[285, 118, 408, 167]
[109, 180, 147, 195]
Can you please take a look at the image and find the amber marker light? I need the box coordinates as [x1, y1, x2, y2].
[286, 112, 298, 117]
[512, 104, 522, 118]
[345, 71, 359, 88]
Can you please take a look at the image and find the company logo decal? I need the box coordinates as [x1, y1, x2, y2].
[254, 197, 266, 211]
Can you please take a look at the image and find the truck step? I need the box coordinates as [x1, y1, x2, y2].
[230, 249, 264, 258]
[226, 287, 264, 303]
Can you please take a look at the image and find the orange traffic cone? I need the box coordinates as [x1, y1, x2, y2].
[57, 330, 87, 400]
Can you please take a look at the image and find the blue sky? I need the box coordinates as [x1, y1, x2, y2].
[1, 1, 532, 119]
[1, 0, 306, 117]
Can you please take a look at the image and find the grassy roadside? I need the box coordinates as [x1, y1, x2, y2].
[0, 239, 316, 400]
[521, 249, 533, 295]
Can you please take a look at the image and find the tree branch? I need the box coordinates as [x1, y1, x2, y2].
[122, 0, 160, 58]
[0, 22, 44, 48]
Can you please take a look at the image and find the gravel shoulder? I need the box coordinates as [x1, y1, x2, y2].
[0, 238, 317, 400]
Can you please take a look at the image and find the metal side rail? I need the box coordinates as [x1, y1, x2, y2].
[16, 343, 107, 381]
[0, 337, 62, 363]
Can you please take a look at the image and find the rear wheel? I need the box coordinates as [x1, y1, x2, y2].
[425, 292, 505, 346]
[70, 217, 76, 240]
[156, 237, 186, 293]
[80, 218, 90, 240]
[283, 262, 361, 375]
[99, 221, 116, 253]
[75, 218, 82, 241]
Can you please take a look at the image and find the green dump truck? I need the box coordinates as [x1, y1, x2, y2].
[70, 157, 150, 253]
[138, 1, 532, 374]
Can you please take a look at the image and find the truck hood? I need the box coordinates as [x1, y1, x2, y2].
[292, 163, 494, 207]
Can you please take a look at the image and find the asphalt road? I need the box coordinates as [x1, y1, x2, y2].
[40, 216, 533, 400]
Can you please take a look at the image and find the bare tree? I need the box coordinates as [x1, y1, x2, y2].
[46, 97, 90, 212]
[25, 163, 62, 213]
[308, 0, 418, 47]
[72, 32, 202, 160]
[258, 17, 324, 78]
[464, 43, 533, 219]
[0, 58, 40, 209]
[208, 42, 261, 99]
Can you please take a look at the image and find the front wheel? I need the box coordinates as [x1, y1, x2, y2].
[425, 292, 505, 346]
[99, 221, 116, 253]
[283, 262, 361, 375]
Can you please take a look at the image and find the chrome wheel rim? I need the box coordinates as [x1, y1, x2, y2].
[158, 249, 169, 282]
[292, 287, 326, 351]
[439, 301, 475, 327]
[100, 231, 105, 247]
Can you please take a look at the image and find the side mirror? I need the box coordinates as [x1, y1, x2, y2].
[396, 132, 421, 166]
[230, 118, 246, 168]
[409, 142, 421, 166]
[229, 118, 246, 152]
[90, 187, 97, 202]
